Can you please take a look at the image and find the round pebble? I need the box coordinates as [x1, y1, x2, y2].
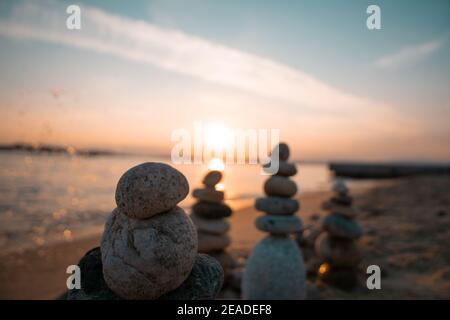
[101, 207, 197, 299]
[115, 162, 189, 219]
[192, 202, 232, 219]
[202, 170, 223, 187]
[272, 143, 290, 161]
[255, 196, 299, 215]
[264, 176, 297, 197]
[193, 188, 224, 203]
[197, 232, 231, 253]
[255, 215, 302, 234]
[322, 214, 363, 240]
[263, 161, 297, 177]
[242, 236, 306, 299]
[190, 213, 230, 235]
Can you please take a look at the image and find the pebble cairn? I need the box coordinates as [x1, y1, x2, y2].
[242, 143, 307, 299]
[191, 170, 237, 281]
[67, 162, 224, 300]
[316, 179, 363, 290]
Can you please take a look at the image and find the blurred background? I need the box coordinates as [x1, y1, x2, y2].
[0, 0, 449, 299]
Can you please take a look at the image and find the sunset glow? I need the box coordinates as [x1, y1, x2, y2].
[208, 158, 225, 172]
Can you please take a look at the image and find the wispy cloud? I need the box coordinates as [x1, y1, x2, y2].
[0, 0, 419, 139]
[0, 1, 373, 111]
[375, 39, 445, 69]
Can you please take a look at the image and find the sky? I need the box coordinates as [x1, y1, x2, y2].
[0, 0, 449, 162]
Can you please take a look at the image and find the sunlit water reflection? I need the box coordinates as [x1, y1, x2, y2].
[0, 151, 368, 253]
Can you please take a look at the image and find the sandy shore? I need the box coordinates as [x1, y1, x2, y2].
[1, 176, 449, 299]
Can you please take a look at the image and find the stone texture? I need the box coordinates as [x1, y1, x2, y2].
[322, 214, 363, 240]
[101, 207, 197, 299]
[160, 254, 224, 300]
[193, 188, 224, 203]
[272, 143, 290, 161]
[190, 213, 230, 235]
[242, 236, 306, 299]
[192, 202, 232, 219]
[316, 233, 361, 267]
[255, 215, 302, 235]
[67, 247, 120, 300]
[202, 170, 222, 187]
[264, 176, 297, 198]
[68, 252, 224, 300]
[255, 196, 299, 215]
[197, 232, 231, 253]
[115, 162, 189, 219]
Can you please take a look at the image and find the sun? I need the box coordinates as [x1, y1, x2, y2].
[208, 158, 225, 171]
[204, 122, 233, 152]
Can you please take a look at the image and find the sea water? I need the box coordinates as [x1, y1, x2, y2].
[0, 151, 335, 253]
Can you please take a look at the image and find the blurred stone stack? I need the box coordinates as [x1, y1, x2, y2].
[67, 162, 223, 300]
[242, 143, 307, 299]
[315, 179, 363, 290]
[191, 170, 237, 281]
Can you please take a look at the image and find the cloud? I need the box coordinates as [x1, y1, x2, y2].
[375, 39, 445, 69]
[0, 0, 420, 139]
[0, 2, 376, 111]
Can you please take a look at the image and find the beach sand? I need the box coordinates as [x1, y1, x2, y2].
[1, 175, 449, 299]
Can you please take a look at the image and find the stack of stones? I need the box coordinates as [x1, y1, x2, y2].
[67, 162, 224, 300]
[191, 170, 236, 280]
[243, 143, 307, 299]
[315, 179, 363, 290]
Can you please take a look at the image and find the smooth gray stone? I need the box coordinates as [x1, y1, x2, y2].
[202, 170, 223, 187]
[264, 176, 297, 197]
[272, 143, 290, 161]
[67, 253, 224, 300]
[101, 207, 197, 300]
[315, 233, 361, 268]
[322, 214, 363, 240]
[276, 161, 297, 177]
[193, 188, 224, 203]
[115, 162, 189, 219]
[242, 236, 306, 299]
[192, 201, 232, 219]
[190, 213, 230, 235]
[160, 254, 224, 300]
[255, 197, 299, 215]
[198, 232, 231, 253]
[255, 215, 302, 235]
[263, 161, 297, 177]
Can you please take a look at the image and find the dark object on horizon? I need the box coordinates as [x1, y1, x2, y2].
[330, 162, 450, 179]
[0, 142, 120, 157]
